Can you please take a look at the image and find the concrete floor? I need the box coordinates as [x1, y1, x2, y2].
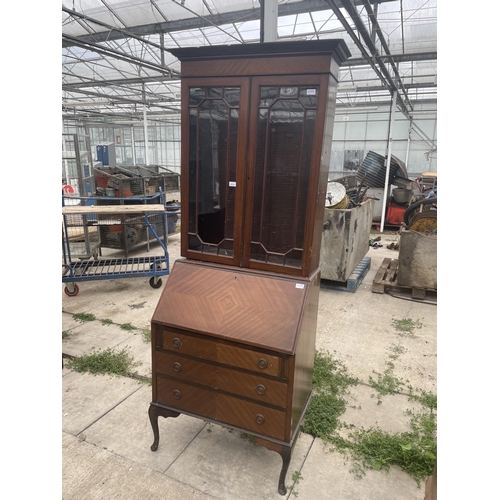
[61, 230, 437, 500]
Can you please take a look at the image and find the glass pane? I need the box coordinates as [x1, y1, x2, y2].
[189, 87, 205, 106]
[251, 108, 268, 243]
[250, 242, 266, 262]
[208, 87, 223, 98]
[196, 99, 229, 245]
[284, 249, 303, 268]
[187, 88, 240, 256]
[224, 87, 240, 107]
[218, 239, 234, 257]
[251, 93, 315, 270]
[188, 108, 198, 233]
[268, 254, 285, 265]
[295, 109, 316, 249]
[299, 86, 319, 108]
[279, 86, 298, 98]
[260, 86, 278, 107]
[203, 244, 218, 254]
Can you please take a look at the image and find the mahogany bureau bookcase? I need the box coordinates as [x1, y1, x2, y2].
[149, 39, 350, 495]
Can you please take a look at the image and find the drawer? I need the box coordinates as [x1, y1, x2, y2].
[161, 328, 282, 377]
[217, 344, 282, 377]
[162, 329, 217, 361]
[216, 394, 286, 441]
[154, 351, 217, 386]
[216, 367, 288, 408]
[156, 377, 216, 418]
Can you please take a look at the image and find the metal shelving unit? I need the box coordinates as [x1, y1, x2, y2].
[62, 133, 95, 198]
[62, 195, 170, 296]
[62, 133, 100, 259]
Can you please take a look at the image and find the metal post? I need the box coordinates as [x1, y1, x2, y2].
[379, 91, 398, 233]
[143, 84, 149, 165]
[405, 121, 412, 170]
[260, 0, 278, 42]
[131, 125, 136, 165]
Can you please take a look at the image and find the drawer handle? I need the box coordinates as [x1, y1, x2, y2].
[255, 384, 267, 395]
[257, 358, 268, 370]
[173, 362, 182, 372]
[255, 414, 265, 425]
[173, 389, 182, 400]
[172, 338, 182, 349]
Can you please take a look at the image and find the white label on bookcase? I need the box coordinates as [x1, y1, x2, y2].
[295, 284, 305, 289]
[229, 181, 236, 187]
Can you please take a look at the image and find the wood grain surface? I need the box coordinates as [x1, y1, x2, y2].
[152, 260, 312, 353]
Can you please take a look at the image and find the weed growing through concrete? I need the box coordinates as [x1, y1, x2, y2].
[288, 471, 303, 497]
[240, 433, 256, 444]
[120, 322, 137, 331]
[335, 408, 436, 486]
[101, 318, 113, 326]
[368, 344, 408, 404]
[392, 318, 423, 335]
[302, 350, 359, 441]
[62, 331, 69, 340]
[73, 312, 96, 323]
[141, 328, 151, 343]
[302, 349, 437, 486]
[66, 347, 139, 377]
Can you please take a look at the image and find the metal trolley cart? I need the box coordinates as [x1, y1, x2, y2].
[62, 198, 170, 297]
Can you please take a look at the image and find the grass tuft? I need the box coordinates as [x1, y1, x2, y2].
[73, 312, 96, 323]
[120, 322, 137, 331]
[302, 349, 437, 486]
[392, 318, 423, 335]
[66, 347, 139, 377]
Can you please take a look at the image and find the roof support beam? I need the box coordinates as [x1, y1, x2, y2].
[362, 0, 413, 111]
[62, 34, 178, 76]
[330, 0, 412, 119]
[62, 0, 394, 47]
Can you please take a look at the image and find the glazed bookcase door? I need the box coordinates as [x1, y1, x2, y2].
[244, 75, 328, 277]
[181, 78, 249, 265]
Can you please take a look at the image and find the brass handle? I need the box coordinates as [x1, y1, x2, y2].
[255, 414, 265, 425]
[173, 389, 182, 400]
[172, 338, 182, 349]
[255, 384, 266, 395]
[173, 362, 182, 372]
[257, 358, 268, 369]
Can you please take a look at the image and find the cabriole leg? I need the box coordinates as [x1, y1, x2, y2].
[148, 403, 180, 452]
[277, 445, 292, 495]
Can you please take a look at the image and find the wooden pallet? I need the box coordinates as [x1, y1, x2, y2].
[321, 257, 371, 293]
[372, 258, 437, 302]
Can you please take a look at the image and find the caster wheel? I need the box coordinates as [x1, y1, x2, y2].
[64, 284, 80, 297]
[149, 277, 162, 289]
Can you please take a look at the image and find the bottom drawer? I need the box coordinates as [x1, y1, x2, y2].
[156, 377, 216, 418]
[216, 394, 287, 441]
[156, 377, 287, 441]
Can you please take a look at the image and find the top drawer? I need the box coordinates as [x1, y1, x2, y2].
[161, 328, 283, 378]
[162, 329, 217, 361]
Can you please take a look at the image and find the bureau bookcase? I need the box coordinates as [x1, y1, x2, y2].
[149, 39, 350, 495]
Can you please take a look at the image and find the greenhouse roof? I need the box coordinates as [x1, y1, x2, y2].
[62, 0, 437, 123]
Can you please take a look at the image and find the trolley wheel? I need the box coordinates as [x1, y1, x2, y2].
[64, 284, 80, 297]
[149, 277, 163, 289]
